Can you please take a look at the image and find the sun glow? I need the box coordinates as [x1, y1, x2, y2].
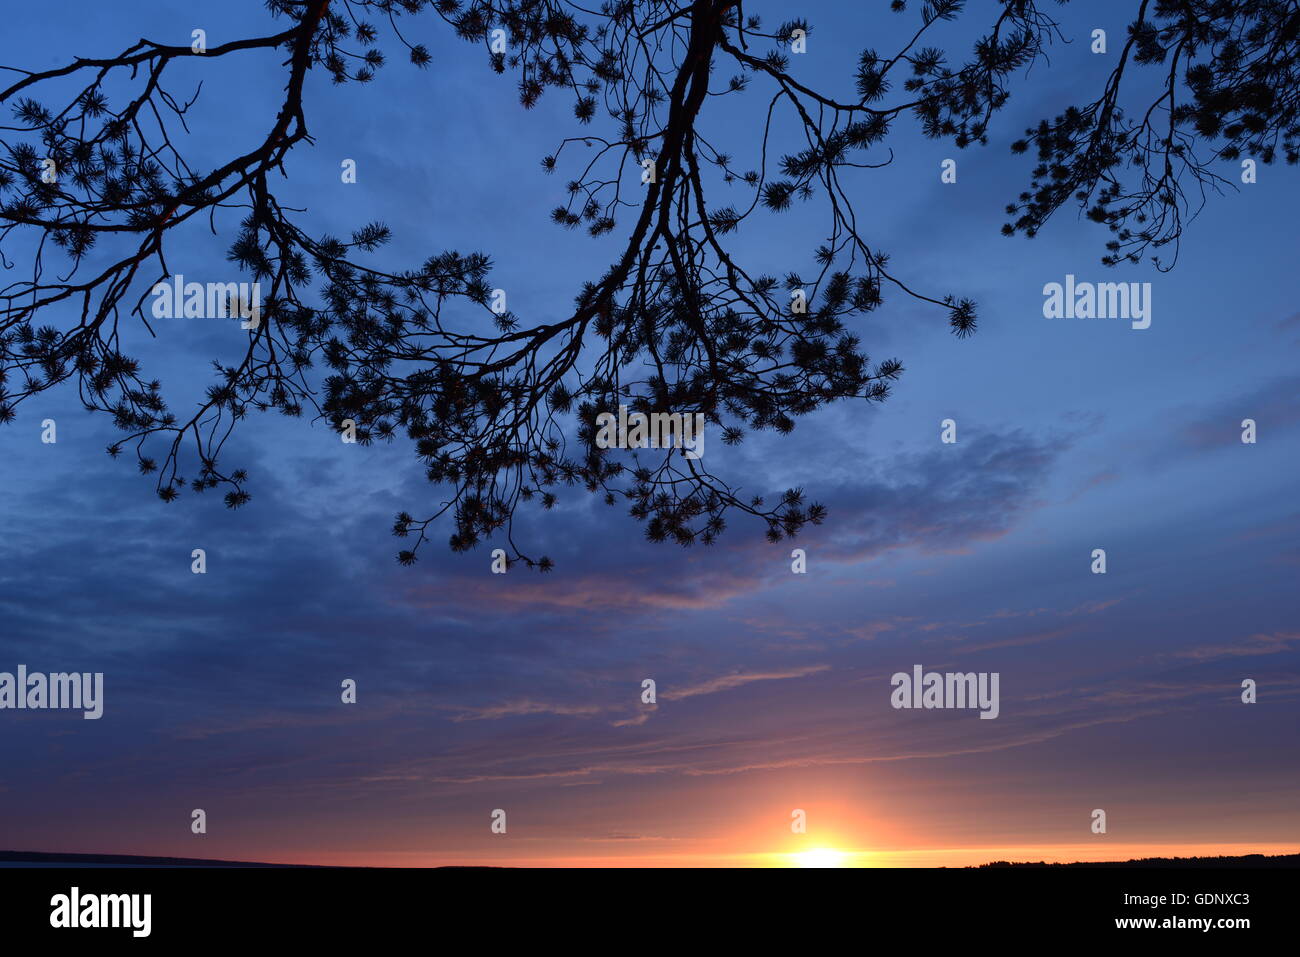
[791, 848, 848, 868]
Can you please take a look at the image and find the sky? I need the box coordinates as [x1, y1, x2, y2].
[0, 1, 1296, 867]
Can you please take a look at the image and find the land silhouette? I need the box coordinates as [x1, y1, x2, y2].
[3, 849, 1296, 868]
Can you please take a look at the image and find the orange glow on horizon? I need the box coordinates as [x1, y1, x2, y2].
[277, 840, 1298, 869]
[789, 848, 850, 867]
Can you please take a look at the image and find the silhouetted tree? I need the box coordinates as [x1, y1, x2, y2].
[2, 0, 1295, 566]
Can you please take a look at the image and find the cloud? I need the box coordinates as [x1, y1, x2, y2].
[439, 666, 830, 727]
[954, 625, 1082, 654]
[1275, 311, 1300, 337]
[448, 699, 607, 722]
[658, 665, 830, 701]
[389, 424, 1070, 620]
[1173, 632, 1300, 662]
[1177, 376, 1300, 450]
[811, 428, 1064, 564]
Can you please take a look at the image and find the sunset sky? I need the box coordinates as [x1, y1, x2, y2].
[1, 1, 1297, 867]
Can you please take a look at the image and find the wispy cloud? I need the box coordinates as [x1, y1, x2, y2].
[1173, 632, 1300, 661]
[659, 665, 830, 701]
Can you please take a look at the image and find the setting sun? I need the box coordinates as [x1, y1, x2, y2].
[791, 848, 849, 868]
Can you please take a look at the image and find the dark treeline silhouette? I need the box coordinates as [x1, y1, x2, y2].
[976, 853, 1300, 868]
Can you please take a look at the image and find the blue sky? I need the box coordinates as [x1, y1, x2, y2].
[0, 0, 1296, 865]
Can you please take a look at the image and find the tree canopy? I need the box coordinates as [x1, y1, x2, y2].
[2, 0, 1295, 567]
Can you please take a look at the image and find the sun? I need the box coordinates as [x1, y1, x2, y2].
[791, 848, 848, 868]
